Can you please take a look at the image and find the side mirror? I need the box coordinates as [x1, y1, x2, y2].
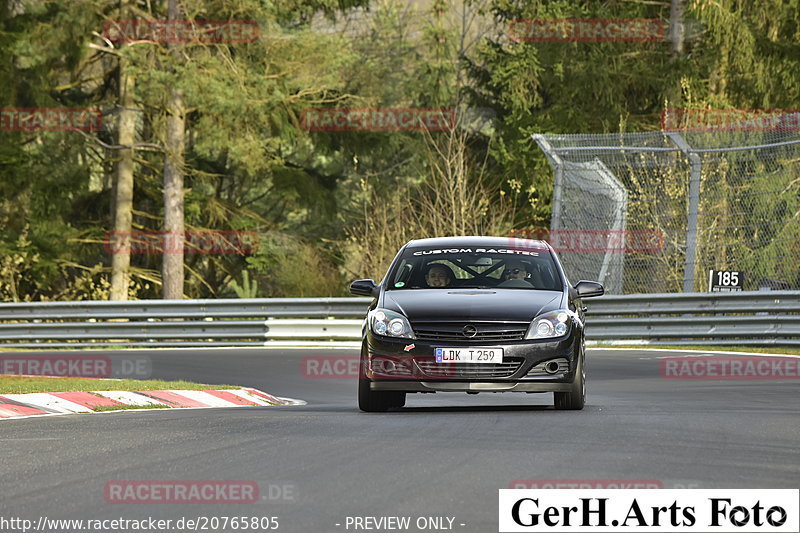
[350, 279, 380, 297]
[574, 280, 604, 298]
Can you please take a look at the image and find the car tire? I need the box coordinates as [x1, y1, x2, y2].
[554, 345, 585, 411]
[358, 345, 406, 412]
[358, 378, 405, 412]
[390, 391, 406, 408]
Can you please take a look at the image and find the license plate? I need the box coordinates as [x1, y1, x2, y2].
[434, 347, 504, 363]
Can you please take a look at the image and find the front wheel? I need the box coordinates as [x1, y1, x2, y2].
[358, 347, 406, 412]
[358, 378, 406, 412]
[554, 346, 585, 411]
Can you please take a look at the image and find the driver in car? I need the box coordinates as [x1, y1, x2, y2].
[500, 260, 534, 287]
[503, 260, 528, 280]
[425, 264, 455, 287]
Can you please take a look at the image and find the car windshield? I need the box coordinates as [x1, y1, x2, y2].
[386, 246, 562, 291]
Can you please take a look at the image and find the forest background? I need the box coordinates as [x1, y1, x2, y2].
[1, 0, 798, 301]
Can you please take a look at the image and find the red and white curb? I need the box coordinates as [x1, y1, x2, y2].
[0, 387, 304, 420]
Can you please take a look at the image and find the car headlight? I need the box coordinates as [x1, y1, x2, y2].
[525, 309, 577, 339]
[368, 308, 415, 339]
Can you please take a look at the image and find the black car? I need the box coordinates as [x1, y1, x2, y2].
[349, 236, 604, 412]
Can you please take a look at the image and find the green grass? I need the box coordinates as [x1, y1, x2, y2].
[0, 345, 132, 352]
[590, 344, 800, 355]
[0, 376, 237, 394]
[92, 403, 171, 412]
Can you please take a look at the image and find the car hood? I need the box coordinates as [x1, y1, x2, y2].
[382, 289, 562, 323]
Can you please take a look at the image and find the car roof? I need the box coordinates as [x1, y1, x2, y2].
[404, 236, 550, 250]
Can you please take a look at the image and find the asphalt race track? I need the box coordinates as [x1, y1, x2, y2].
[1, 348, 799, 532]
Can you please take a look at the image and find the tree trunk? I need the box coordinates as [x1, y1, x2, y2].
[162, 88, 185, 299]
[161, 0, 186, 299]
[664, 0, 686, 112]
[110, 62, 135, 301]
[669, 0, 685, 56]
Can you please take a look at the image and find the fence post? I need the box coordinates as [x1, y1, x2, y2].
[531, 135, 564, 231]
[683, 156, 702, 292]
[667, 133, 701, 292]
[551, 166, 564, 231]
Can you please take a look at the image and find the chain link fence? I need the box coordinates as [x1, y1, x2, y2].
[533, 116, 800, 294]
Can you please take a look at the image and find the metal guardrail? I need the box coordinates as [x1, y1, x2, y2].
[584, 291, 800, 346]
[0, 292, 798, 348]
[0, 298, 369, 321]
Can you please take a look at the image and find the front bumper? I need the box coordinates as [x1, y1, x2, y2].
[371, 381, 573, 393]
[364, 328, 580, 393]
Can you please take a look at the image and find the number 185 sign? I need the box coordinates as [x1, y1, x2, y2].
[709, 269, 744, 292]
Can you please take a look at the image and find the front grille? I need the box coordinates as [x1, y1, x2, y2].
[411, 321, 528, 342]
[415, 360, 522, 378]
[526, 358, 570, 376]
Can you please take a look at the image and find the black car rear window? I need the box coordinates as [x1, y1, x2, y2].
[386, 246, 562, 291]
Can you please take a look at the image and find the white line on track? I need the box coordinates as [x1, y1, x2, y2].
[590, 347, 800, 358]
[0, 438, 61, 441]
[0, 342, 362, 353]
[4, 344, 796, 355]
[0, 398, 307, 421]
